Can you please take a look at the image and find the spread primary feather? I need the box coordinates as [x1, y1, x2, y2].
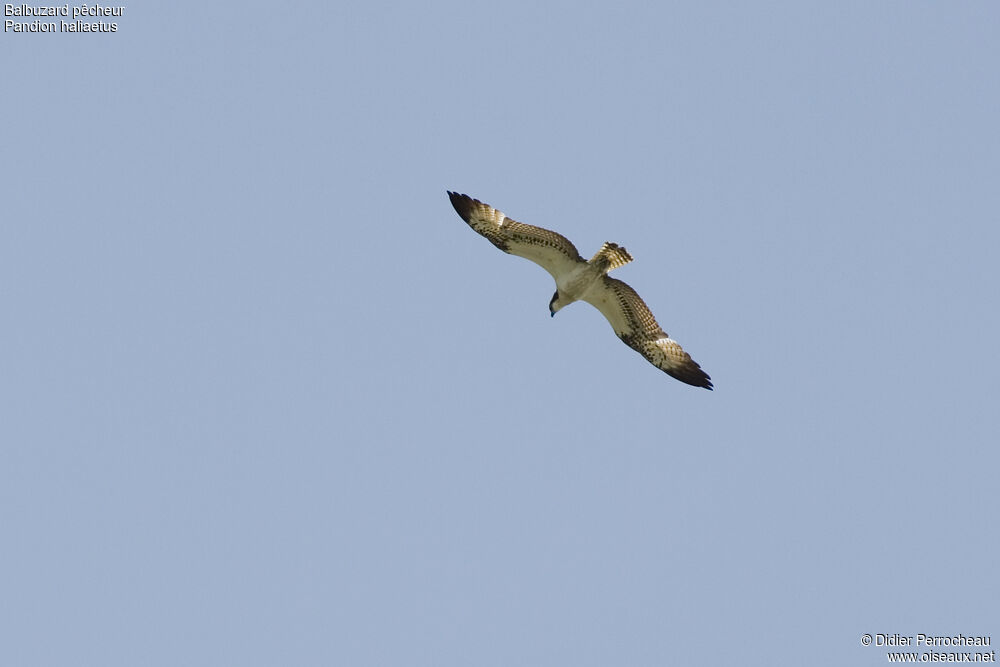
[448, 191, 712, 389]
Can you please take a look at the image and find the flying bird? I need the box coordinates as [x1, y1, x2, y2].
[448, 192, 712, 389]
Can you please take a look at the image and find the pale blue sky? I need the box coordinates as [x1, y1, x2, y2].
[3, 2, 998, 665]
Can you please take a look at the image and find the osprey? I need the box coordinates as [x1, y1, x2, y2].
[448, 192, 712, 389]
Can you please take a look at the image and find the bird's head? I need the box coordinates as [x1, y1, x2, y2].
[549, 290, 566, 317]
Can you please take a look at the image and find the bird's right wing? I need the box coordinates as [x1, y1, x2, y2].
[583, 276, 713, 389]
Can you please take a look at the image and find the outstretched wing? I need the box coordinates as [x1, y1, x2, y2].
[448, 192, 584, 280]
[582, 276, 713, 389]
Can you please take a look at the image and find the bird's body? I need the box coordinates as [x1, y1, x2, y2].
[448, 191, 712, 389]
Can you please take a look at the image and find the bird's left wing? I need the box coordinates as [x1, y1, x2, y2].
[448, 192, 584, 280]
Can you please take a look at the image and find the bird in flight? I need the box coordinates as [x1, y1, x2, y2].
[448, 192, 712, 389]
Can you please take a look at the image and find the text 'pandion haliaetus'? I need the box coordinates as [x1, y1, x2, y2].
[448, 192, 712, 389]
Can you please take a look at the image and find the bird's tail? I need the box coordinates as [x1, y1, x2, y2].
[589, 242, 633, 274]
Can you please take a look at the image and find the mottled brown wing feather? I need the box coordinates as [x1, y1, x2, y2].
[448, 191, 712, 389]
[584, 277, 713, 389]
[448, 192, 584, 280]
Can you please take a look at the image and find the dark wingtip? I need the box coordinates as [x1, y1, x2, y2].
[447, 191, 474, 223]
[673, 366, 713, 390]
